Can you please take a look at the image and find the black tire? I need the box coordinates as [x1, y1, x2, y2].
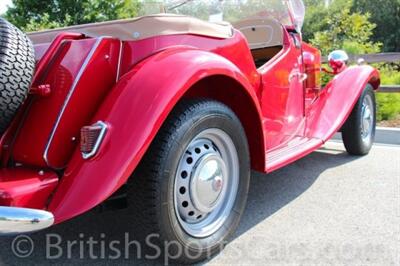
[0, 17, 35, 134]
[342, 84, 376, 155]
[128, 99, 250, 264]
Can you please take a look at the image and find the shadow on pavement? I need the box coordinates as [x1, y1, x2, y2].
[235, 145, 359, 237]
[0, 145, 361, 265]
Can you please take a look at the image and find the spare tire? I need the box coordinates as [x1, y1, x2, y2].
[0, 17, 35, 134]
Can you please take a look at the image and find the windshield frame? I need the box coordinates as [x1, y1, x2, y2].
[156, 0, 305, 30]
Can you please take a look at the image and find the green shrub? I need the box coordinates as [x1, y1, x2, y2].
[361, 64, 400, 122]
[376, 93, 400, 121]
[378, 65, 400, 86]
[375, 65, 400, 122]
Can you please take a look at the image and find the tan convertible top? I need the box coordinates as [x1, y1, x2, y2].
[28, 14, 233, 44]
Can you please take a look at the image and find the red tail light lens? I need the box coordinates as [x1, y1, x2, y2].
[80, 121, 108, 159]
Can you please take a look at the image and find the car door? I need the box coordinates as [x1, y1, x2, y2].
[259, 32, 306, 151]
[302, 42, 322, 115]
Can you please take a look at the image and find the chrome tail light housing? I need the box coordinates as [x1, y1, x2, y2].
[80, 121, 108, 159]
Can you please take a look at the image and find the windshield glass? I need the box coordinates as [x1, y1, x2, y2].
[138, 0, 305, 29]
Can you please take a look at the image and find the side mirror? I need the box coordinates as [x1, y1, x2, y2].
[328, 50, 349, 74]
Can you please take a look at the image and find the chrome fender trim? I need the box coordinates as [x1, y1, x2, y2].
[43, 36, 118, 169]
[0, 207, 54, 235]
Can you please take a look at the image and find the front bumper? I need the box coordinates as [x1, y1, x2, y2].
[0, 206, 54, 235]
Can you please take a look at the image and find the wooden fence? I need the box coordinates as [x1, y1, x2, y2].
[379, 85, 400, 93]
[322, 52, 400, 64]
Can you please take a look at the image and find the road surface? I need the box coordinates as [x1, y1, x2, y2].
[0, 142, 399, 265]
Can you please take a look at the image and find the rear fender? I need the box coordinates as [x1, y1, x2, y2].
[306, 65, 380, 141]
[48, 48, 264, 223]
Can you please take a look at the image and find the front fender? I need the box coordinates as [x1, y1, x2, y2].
[48, 48, 263, 223]
[306, 65, 380, 141]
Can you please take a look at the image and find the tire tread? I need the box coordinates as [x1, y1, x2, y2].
[341, 85, 376, 155]
[127, 99, 248, 263]
[0, 18, 35, 134]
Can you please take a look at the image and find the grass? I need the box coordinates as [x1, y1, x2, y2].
[379, 65, 400, 85]
[376, 93, 400, 121]
[376, 65, 400, 122]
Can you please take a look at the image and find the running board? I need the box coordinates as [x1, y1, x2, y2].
[266, 137, 323, 173]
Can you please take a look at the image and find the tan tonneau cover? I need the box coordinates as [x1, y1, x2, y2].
[28, 14, 233, 44]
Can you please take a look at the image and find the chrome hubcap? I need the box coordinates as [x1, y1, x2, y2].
[361, 94, 374, 141]
[190, 153, 227, 213]
[174, 129, 239, 238]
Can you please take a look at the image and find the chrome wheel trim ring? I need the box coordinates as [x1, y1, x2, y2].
[361, 94, 374, 142]
[174, 128, 239, 238]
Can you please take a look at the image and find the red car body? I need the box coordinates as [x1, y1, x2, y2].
[0, 14, 379, 233]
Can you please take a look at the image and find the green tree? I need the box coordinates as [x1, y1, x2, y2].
[4, 0, 140, 31]
[310, 7, 381, 55]
[303, 0, 354, 43]
[302, 0, 333, 42]
[352, 0, 400, 52]
[304, 0, 399, 52]
[302, 0, 381, 55]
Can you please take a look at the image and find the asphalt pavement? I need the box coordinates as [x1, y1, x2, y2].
[0, 142, 399, 265]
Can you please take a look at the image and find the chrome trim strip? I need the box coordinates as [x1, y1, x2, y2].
[116, 40, 123, 82]
[0, 207, 54, 235]
[81, 121, 108, 159]
[43, 37, 105, 169]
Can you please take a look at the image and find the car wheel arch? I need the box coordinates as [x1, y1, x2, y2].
[181, 74, 265, 171]
[48, 50, 266, 223]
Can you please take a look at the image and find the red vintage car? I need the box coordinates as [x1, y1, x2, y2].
[0, 0, 379, 262]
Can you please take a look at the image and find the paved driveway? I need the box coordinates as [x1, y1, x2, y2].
[1, 142, 399, 265]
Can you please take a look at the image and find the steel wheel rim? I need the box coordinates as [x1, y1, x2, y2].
[174, 128, 239, 238]
[361, 94, 374, 142]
